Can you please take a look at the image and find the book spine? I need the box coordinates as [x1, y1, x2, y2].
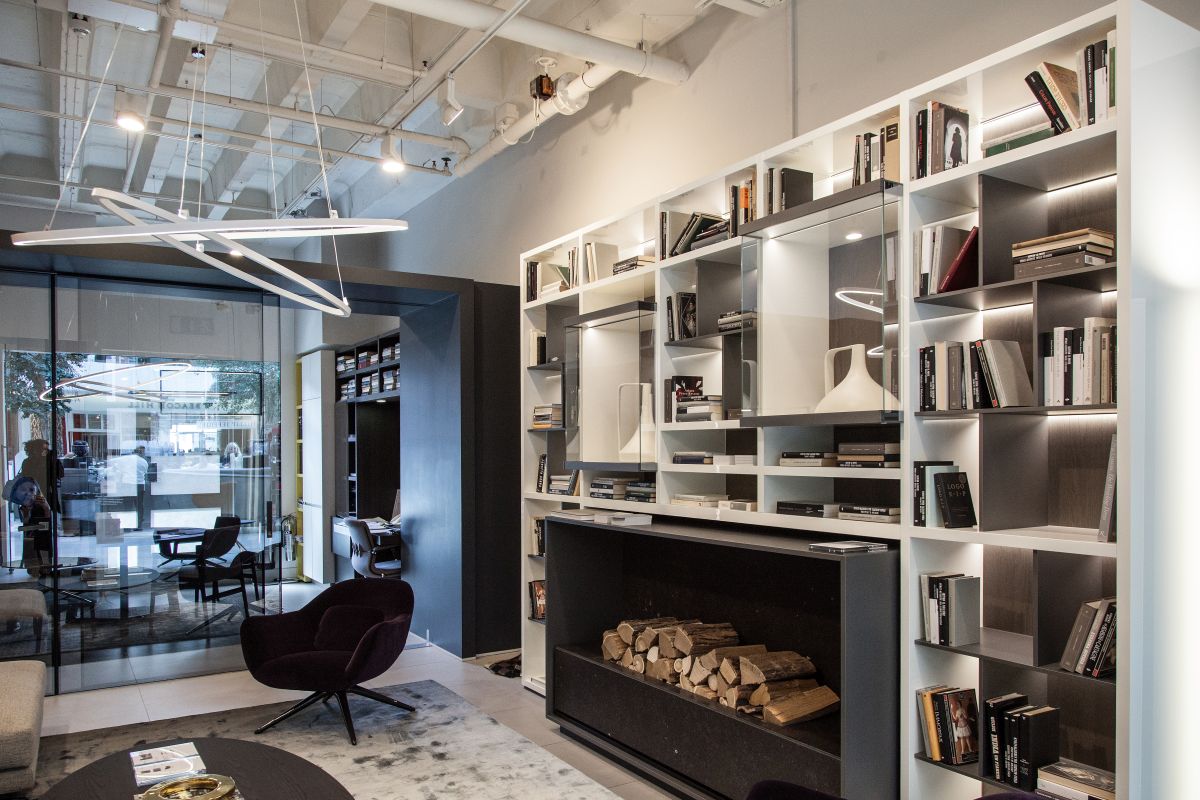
[974, 341, 1000, 408]
[987, 705, 1003, 780]
[1084, 603, 1116, 674]
[766, 167, 774, 215]
[1085, 43, 1096, 125]
[1026, 71, 1070, 133]
[916, 110, 927, 178]
[536, 454, 547, 493]
[930, 104, 945, 175]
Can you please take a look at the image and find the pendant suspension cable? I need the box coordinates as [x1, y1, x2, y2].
[195, 46, 211, 221]
[291, 0, 346, 304]
[178, 68, 200, 217]
[48, 14, 129, 229]
[257, 0, 281, 217]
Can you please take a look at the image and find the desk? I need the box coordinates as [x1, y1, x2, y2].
[41, 567, 160, 620]
[41, 737, 353, 800]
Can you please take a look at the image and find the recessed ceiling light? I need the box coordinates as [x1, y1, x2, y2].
[845, 231, 863, 241]
[114, 91, 147, 132]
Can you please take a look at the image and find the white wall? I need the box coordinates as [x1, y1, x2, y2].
[361, 0, 1111, 285]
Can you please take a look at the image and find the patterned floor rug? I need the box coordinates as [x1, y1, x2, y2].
[30, 680, 619, 800]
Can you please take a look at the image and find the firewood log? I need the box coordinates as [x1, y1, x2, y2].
[749, 678, 820, 707]
[718, 657, 740, 686]
[617, 617, 678, 646]
[709, 673, 731, 695]
[646, 645, 660, 663]
[693, 686, 718, 700]
[645, 657, 678, 683]
[621, 649, 635, 670]
[763, 686, 839, 726]
[739, 651, 816, 684]
[698, 644, 767, 672]
[673, 622, 739, 656]
[637, 619, 698, 652]
[725, 685, 756, 708]
[687, 660, 713, 686]
[602, 630, 626, 661]
[675, 656, 692, 676]
[737, 704, 763, 716]
[679, 674, 695, 691]
[631, 654, 645, 674]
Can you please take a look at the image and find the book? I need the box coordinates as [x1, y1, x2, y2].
[808, 541, 887, 554]
[838, 442, 900, 455]
[660, 210, 690, 260]
[1028, 62, 1082, 131]
[945, 575, 981, 646]
[584, 241, 619, 282]
[913, 460, 954, 526]
[670, 212, 723, 257]
[1038, 759, 1116, 800]
[530, 517, 545, 556]
[130, 742, 205, 787]
[1060, 600, 1102, 671]
[1097, 433, 1117, 542]
[776, 501, 838, 518]
[942, 105, 970, 170]
[936, 688, 980, 765]
[980, 340, 1035, 407]
[673, 292, 697, 338]
[1083, 601, 1116, 676]
[881, 117, 900, 182]
[717, 499, 757, 512]
[1016, 705, 1061, 790]
[528, 579, 547, 620]
[779, 167, 813, 211]
[535, 453, 547, 493]
[1012, 228, 1114, 253]
[933, 471, 976, 528]
[838, 511, 899, 523]
[1075, 597, 1115, 673]
[937, 227, 979, 293]
[1002, 704, 1039, 783]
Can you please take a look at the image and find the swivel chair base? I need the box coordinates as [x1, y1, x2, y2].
[254, 685, 415, 745]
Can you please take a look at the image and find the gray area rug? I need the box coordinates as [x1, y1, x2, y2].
[31, 680, 619, 799]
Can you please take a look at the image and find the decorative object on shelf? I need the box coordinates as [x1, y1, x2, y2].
[813, 344, 899, 412]
[617, 382, 655, 461]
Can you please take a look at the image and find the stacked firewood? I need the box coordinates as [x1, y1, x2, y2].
[601, 617, 840, 726]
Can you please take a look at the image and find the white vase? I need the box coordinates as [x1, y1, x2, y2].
[814, 344, 899, 412]
[617, 382, 655, 461]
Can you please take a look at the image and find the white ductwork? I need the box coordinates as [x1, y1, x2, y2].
[0, 57, 470, 156]
[372, 0, 690, 85]
[454, 64, 620, 177]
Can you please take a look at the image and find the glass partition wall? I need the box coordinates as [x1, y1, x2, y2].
[0, 272, 283, 693]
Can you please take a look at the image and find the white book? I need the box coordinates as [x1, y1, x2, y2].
[1082, 317, 1116, 406]
[934, 341, 950, 411]
[982, 339, 1034, 407]
[1043, 356, 1053, 406]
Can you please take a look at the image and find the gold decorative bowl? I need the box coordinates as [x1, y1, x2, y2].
[140, 774, 237, 800]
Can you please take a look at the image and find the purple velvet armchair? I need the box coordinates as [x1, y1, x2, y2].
[241, 578, 416, 744]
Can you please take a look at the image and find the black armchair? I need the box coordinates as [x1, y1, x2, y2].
[241, 578, 416, 744]
[178, 527, 253, 632]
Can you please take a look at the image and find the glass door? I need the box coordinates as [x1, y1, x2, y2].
[0, 270, 283, 692]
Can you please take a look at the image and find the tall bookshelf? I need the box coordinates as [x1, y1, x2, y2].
[518, 4, 1190, 797]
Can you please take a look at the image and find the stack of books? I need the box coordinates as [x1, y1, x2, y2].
[546, 471, 579, 496]
[672, 451, 713, 465]
[851, 116, 900, 186]
[1059, 597, 1117, 679]
[810, 540, 887, 554]
[359, 374, 379, 396]
[919, 339, 1035, 410]
[913, 460, 965, 527]
[590, 477, 633, 500]
[129, 742, 206, 787]
[915, 686, 982, 768]
[836, 442, 900, 469]
[531, 403, 563, 430]
[381, 344, 395, 362]
[1012, 228, 1113, 280]
[674, 398, 723, 423]
[1037, 759, 1115, 800]
[778, 451, 837, 467]
[912, 101, 971, 179]
[717, 499, 757, 511]
[919, 571, 981, 645]
[611, 254, 655, 275]
[716, 310, 755, 332]
[978, 694, 1060, 790]
[1040, 318, 1116, 406]
[338, 380, 355, 402]
[670, 493, 728, 508]
[1025, 33, 1115, 136]
[665, 293, 698, 341]
[914, 223, 979, 296]
[381, 369, 397, 392]
[336, 354, 356, 373]
[838, 504, 901, 524]
[711, 454, 754, 466]
[776, 501, 837, 518]
[664, 213, 725, 257]
[594, 511, 653, 526]
[583, 241, 618, 282]
[623, 481, 657, 503]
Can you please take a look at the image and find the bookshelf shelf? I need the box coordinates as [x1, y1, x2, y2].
[527, 427, 566, 433]
[522, 284, 583, 311]
[656, 235, 743, 270]
[913, 754, 1008, 791]
[760, 466, 901, 480]
[660, 463, 758, 475]
[914, 630, 1115, 687]
[911, 525, 1115, 558]
[908, 119, 1117, 207]
[913, 263, 1117, 311]
[566, 460, 656, 473]
[664, 329, 743, 350]
[660, 419, 742, 431]
[740, 179, 902, 240]
[915, 404, 1117, 418]
[740, 410, 901, 428]
[526, 362, 564, 372]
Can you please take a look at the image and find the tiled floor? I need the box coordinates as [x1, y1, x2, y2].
[41, 641, 675, 799]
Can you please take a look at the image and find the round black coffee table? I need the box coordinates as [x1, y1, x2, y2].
[41, 737, 353, 799]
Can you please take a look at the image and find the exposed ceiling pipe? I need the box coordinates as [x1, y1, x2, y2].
[372, 0, 690, 85]
[0, 56, 471, 155]
[105, 0, 424, 80]
[0, 173, 273, 214]
[454, 64, 619, 177]
[121, 0, 179, 193]
[0, 102, 451, 177]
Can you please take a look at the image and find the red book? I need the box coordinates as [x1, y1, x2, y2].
[938, 226, 979, 293]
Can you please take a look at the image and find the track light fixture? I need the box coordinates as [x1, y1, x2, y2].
[380, 133, 406, 174]
[190, 45, 207, 60]
[114, 90, 148, 132]
[440, 75, 464, 127]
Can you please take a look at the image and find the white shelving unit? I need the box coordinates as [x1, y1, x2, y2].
[517, 4, 1192, 796]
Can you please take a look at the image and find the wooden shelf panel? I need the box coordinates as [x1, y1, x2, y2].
[914, 263, 1116, 311]
[911, 525, 1116, 557]
[916, 404, 1117, 418]
[914, 629, 1115, 687]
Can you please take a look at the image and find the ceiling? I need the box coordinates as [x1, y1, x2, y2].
[0, 0, 771, 243]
